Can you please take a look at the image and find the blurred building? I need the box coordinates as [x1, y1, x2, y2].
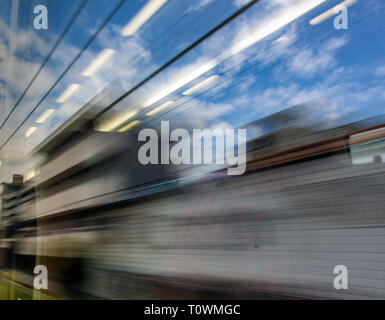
[0, 174, 27, 271]
[1, 102, 385, 299]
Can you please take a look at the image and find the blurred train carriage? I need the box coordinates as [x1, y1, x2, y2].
[1, 103, 385, 299]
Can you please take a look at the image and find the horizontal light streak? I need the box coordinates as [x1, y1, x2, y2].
[25, 169, 35, 181]
[143, 0, 324, 109]
[118, 120, 141, 132]
[81, 49, 115, 76]
[273, 36, 289, 44]
[36, 109, 54, 124]
[55, 84, 81, 103]
[182, 75, 219, 95]
[25, 127, 37, 138]
[146, 100, 174, 116]
[231, 0, 326, 55]
[143, 60, 217, 108]
[310, 0, 356, 25]
[121, 0, 168, 36]
[96, 110, 138, 132]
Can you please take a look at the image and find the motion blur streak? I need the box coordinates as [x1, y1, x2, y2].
[1, 0, 385, 300]
[2, 104, 385, 299]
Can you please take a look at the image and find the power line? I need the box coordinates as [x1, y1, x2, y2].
[0, 0, 260, 153]
[0, 0, 88, 131]
[93, 0, 261, 120]
[142, 1, 385, 127]
[0, 0, 126, 152]
[101, 0, 375, 129]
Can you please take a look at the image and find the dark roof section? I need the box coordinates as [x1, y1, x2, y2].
[30, 95, 106, 155]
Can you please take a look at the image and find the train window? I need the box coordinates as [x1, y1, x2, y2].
[349, 127, 385, 165]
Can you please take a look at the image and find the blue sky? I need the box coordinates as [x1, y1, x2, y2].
[0, 0, 385, 180]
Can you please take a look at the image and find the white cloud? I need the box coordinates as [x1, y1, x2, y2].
[0, 0, 381, 183]
[287, 36, 348, 78]
[289, 49, 334, 77]
[375, 65, 385, 76]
